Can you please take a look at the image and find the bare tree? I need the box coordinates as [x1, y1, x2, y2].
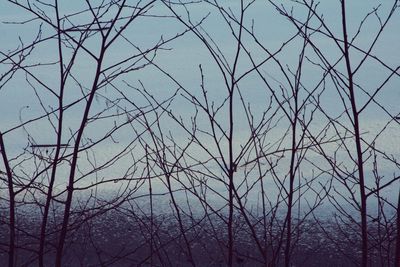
[271, 0, 400, 265]
[0, 0, 398, 266]
[1, 0, 189, 266]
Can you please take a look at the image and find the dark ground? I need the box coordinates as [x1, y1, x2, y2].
[0, 207, 397, 266]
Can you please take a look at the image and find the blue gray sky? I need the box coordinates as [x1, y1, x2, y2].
[0, 1, 399, 206]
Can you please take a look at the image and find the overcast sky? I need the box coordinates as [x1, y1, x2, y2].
[1, 1, 399, 203]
